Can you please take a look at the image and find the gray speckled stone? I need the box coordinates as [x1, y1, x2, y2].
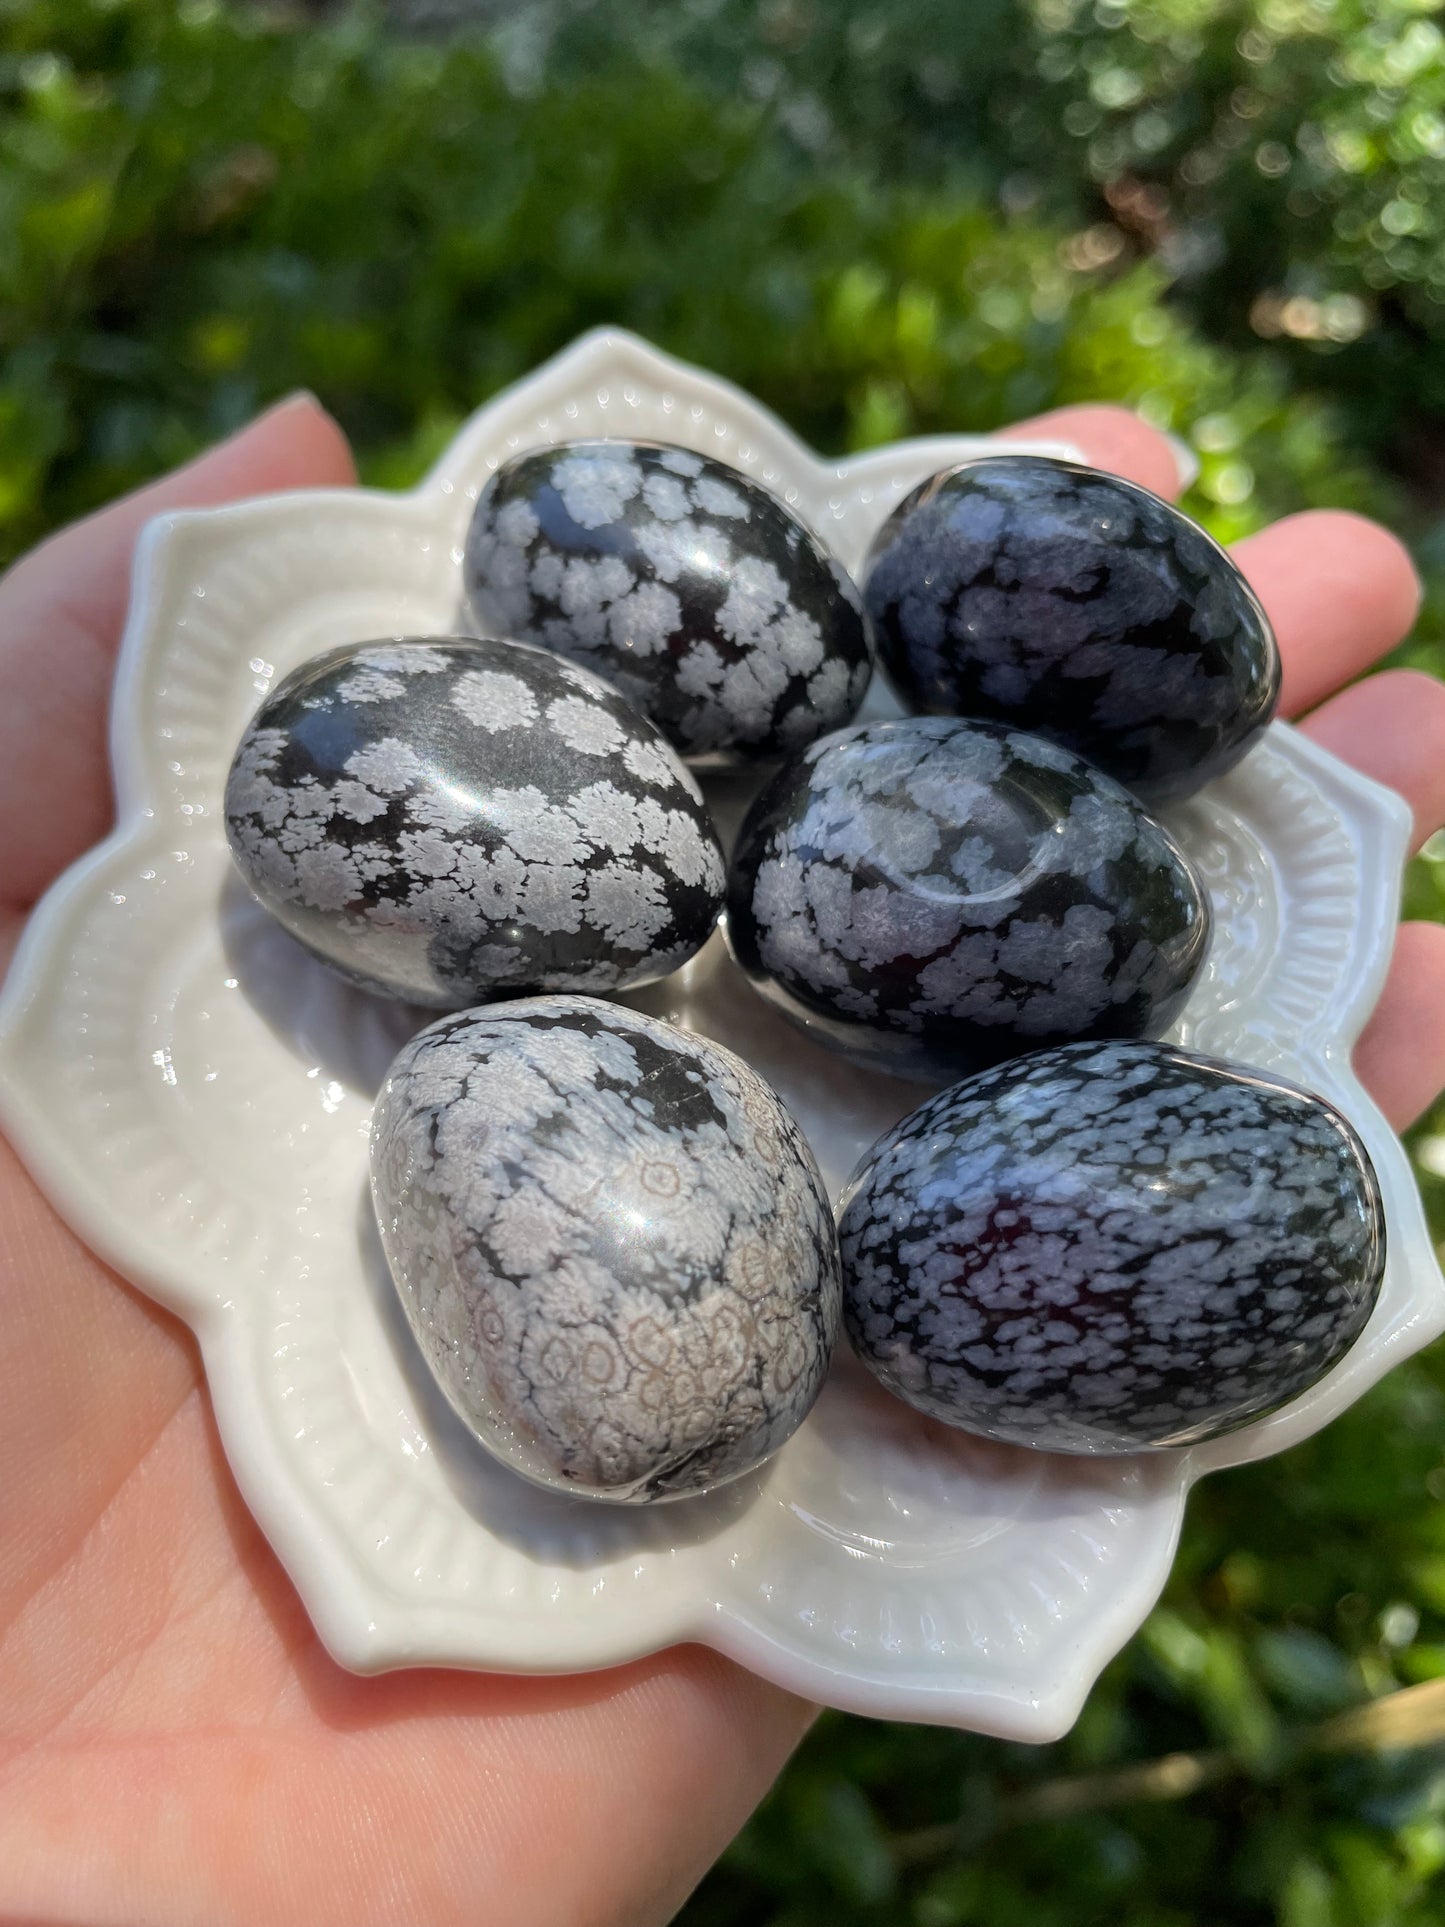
[224, 637, 724, 1008]
[838, 1040, 1385, 1453]
[371, 997, 842, 1502]
[862, 455, 1280, 802]
[463, 440, 873, 764]
[726, 716, 1210, 1080]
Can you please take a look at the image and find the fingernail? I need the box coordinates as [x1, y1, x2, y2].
[271, 388, 326, 416]
[1163, 431, 1200, 492]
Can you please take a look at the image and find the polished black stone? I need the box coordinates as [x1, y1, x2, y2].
[463, 439, 873, 764]
[725, 716, 1211, 1079]
[225, 636, 724, 1007]
[839, 1040, 1386, 1453]
[862, 454, 1280, 801]
[371, 996, 841, 1502]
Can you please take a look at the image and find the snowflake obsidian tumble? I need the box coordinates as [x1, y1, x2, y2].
[725, 716, 1211, 1079]
[838, 1041, 1387, 1453]
[371, 997, 841, 1502]
[224, 635, 724, 1007]
[862, 454, 1281, 802]
[464, 439, 874, 764]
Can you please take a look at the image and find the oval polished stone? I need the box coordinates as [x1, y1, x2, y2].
[838, 1040, 1386, 1453]
[371, 997, 842, 1502]
[225, 637, 724, 1007]
[725, 716, 1211, 1079]
[862, 454, 1281, 802]
[463, 439, 873, 764]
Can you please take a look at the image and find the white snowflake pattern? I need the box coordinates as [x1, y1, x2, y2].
[560, 552, 634, 618]
[692, 475, 749, 520]
[344, 738, 426, 794]
[518, 863, 584, 935]
[621, 735, 683, 790]
[225, 728, 287, 816]
[495, 497, 540, 548]
[641, 472, 691, 522]
[607, 580, 682, 657]
[393, 826, 461, 880]
[332, 669, 407, 706]
[449, 844, 527, 918]
[530, 551, 566, 601]
[656, 810, 719, 889]
[293, 842, 363, 912]
[633, 517, 731, 584]
[494, 788, 590, 866]
[486, 1192, 567, 1278]
[357, 645, 453, 676]
[673, 638, 725, 697]
[631, 795, 675, 855]
[245, 838, 299, 900]
[552, 451, 643, 530]
[326, 779, 392, 826]
[546, 695, 628, 758]
[658, 448, 704, 478]
[569, 780, 644, 853]
[716, 555, 788, 646]
[409, 783, 484, 834]
[772, 607, 825, 675]
[717, 650, 790, 734]
[806, 657, 851, 713]
[450, 668, 540, 733]
[274, 810, 328, 856]
[584, 861, 670, 950]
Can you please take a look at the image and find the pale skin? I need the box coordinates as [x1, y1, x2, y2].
[2, 396, 1445, 1927]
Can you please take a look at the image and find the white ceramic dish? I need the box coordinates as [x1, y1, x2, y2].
[1, 328, 1441, 1741]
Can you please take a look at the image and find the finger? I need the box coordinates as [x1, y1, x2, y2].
[997, 404, 1185, 500]
[1296, 669, 1445, 852]
[1354, 922, 1445, 1131]
[1230, 510, 1422, 718]
[0, 394, 356, 909]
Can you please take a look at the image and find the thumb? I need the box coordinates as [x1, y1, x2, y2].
[0, 394, 357, 910]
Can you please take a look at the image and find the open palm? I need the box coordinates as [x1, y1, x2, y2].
[3, 396, 1444, 1927]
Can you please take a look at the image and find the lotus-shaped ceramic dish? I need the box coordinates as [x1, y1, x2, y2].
[1, 329, 1440, 1739]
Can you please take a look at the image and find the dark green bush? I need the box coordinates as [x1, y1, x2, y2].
[536, 0, 1445, 481]
[0, 0, 1390, 566]
[6, 6, 1445, 1926]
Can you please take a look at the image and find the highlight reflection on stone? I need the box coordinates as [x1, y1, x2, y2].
[370, 997, 842, 1503]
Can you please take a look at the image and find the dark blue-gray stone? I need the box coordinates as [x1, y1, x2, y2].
[725, 716, 1210, 1080]
[463, 439, 873, 764]
[862, 454, 1280, 801]
[838, 1040, 1385, 1453]
[371, 996, 842, 1501]
[224, 636, 724, 1007]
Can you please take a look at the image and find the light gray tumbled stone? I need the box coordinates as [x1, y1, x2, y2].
[371, 996, 842, 1502]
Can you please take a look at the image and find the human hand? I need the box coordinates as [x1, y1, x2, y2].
[1, 397, 1442, 1927]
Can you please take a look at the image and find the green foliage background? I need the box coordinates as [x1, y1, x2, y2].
[8, 1, 1445, 1920]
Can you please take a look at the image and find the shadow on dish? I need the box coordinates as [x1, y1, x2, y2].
[220, 872, 430, 1099]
